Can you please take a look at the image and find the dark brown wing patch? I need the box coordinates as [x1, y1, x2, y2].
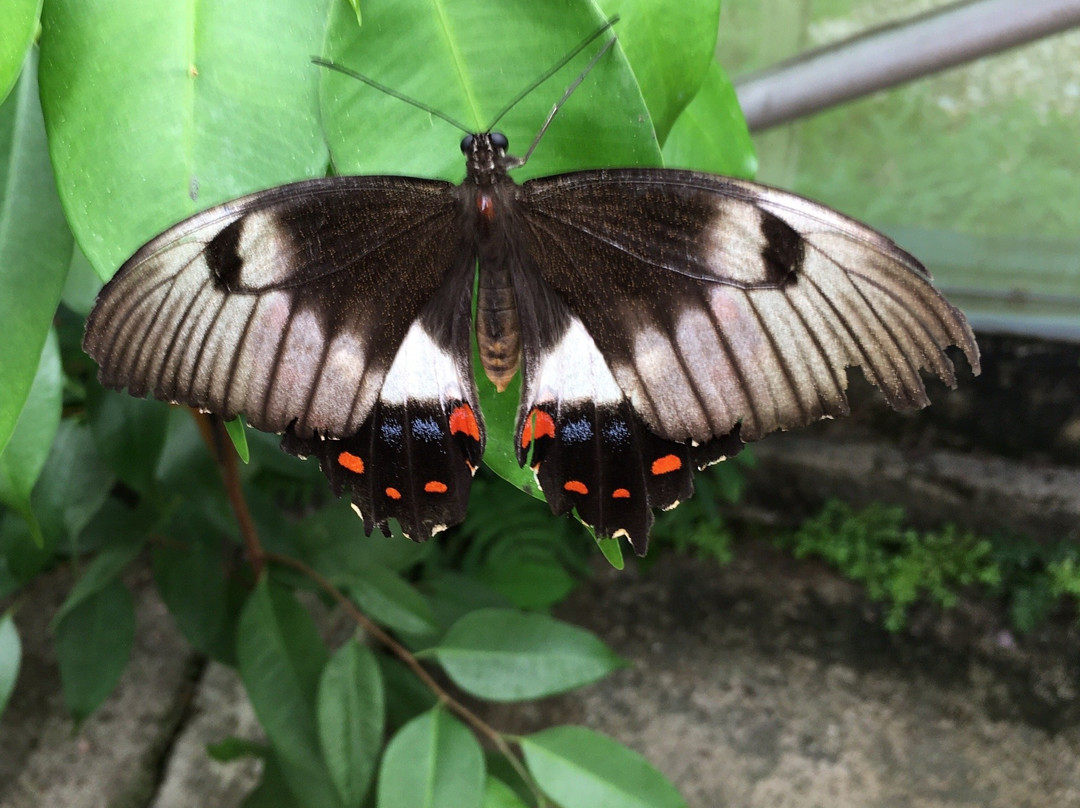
[518, 168, 980, 445]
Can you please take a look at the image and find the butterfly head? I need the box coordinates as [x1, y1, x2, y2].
[461, 131, 516, 186]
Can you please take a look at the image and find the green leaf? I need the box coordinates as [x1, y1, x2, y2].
[421, 571, 512, 631]
[521, 726, 688, 808]
[224, 417, 250, 464]
[662, 60, 757, 178]
[0, 48, 72, 454]
[0, 508, 53, 584]
[0, 329, 61, 543]
[596, 534, 625, 569]
[86, 387, 169, 495]
[378, 656, 438, 734]
[0, 611, 21, 719]
[301, 500, 431, 577]
[152, 506, 242, 664]
[377, 708, 485, 808]
[154, 407, 227, 500]
[60, 246, 101, 316]
[51, 527, 145, 628]
[340, 565, 439, 639]
[0, 0, 40, 103]
[30, 419, 115, 545]
[603, 0, 721, 143]
[243, 750, 304, 808]
[483, 776, 530, 808]
[39, 0, 332, 277]
[474, 369, 541, 500]
[317, 640, 383, 808]
[54, 578, 135, 723]
[322, 0, 659, 186]
[475, 549, 575, 610]
[237, 578, 341, 808]
[431, 608, 625, 701]
[207, 736, 268, 762]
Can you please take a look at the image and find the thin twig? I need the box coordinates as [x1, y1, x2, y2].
[265, 550, 548, 806]
[192, 411, 266, 579]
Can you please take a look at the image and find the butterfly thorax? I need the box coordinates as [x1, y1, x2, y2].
[463, 132, 525, 392]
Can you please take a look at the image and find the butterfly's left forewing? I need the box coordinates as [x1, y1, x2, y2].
[85, 176, 484, 539]
[511, 168, 980, 553]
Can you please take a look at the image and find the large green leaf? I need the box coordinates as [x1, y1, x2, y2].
[377, 708, 485, 808]
[430, 608, 625, 701]
[0, 0, 41, 103]
[317, 640, 383, 808]
[0, 50, 72, 454]
[662, 60, 757, 178]
[38, 0, 332, 277]
[601, 0, 720, 143]
[237, 578, 340, 808]
[321, 0, 660, 184]
[521, 726, 688, 808]
[0, 329, 61, 543]
[54, 578, 135, 723]
[0, 611, 20, 719]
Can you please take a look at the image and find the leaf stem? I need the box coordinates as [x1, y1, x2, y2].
[192, 410, 265, 579]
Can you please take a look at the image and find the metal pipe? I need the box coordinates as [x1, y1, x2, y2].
[735, 0, 1080, 131]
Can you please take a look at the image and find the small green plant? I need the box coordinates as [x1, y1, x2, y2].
[988, 533, 1080, 632]
[781, 500, 1002, 631]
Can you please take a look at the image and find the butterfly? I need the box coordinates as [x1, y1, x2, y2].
[82, 46, 980, 556]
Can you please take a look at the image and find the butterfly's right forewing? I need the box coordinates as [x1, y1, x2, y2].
[85, 175, 485, 540]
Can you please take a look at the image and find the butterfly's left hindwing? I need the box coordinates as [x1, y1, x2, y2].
[84, 176, 485, 540]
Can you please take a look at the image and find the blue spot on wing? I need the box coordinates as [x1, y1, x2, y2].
[560, 417, 593, 444]
[412, 416, 443, 442]
[603, 419, 630, 446]
[380, 420, 403, 446]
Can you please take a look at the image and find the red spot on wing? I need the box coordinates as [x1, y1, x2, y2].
[651, 454, 683, 475]
[477, 193, 495, 219]
[385, 487, 402, 500]
[338, 451, 364, 474]
[564, 480, 588, 495]
[449, 404, 480, 440]
[520, 409, 556, 448]
[424, 480, 448, 494]
[612, 488, 631, 499]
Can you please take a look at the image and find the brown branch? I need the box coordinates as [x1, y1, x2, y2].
[192, 411, 265, 579]
[265, 550, 548, 806]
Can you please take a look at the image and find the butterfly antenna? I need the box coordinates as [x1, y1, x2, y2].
[312, 57, 473, 134]
[486, 16, 620, 132]
[508, 32, 619, 169]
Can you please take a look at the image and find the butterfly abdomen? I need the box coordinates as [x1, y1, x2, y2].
[476, 261, 521, 392]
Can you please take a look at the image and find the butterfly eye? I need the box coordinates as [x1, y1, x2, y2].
[490, 132, 509, 151]
[460, 134, 475, 153]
